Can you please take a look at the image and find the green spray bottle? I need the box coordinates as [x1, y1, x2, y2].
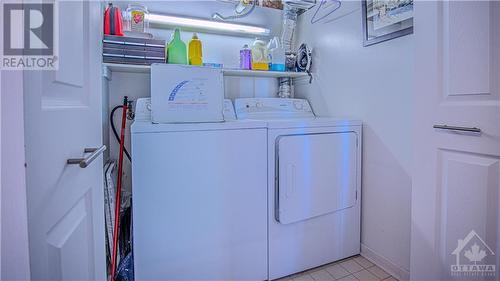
[167, 28, 187, 65]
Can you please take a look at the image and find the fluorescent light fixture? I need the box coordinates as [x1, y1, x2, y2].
[146, 13, 270, 36]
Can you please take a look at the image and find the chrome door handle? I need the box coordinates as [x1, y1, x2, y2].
[433, 124, 481, 134]
[67, 145, 107, 168]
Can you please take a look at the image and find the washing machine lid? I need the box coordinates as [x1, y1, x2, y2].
[131, 120, 267, 133]
[276, 131, 358, 224]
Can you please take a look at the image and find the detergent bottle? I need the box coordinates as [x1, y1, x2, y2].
[167, 28, 187, 65]
[251, 38, 269, 71]
[268, 36, 286, 71]
[239, 44, 252, 70]
[188, 33, 203, 66]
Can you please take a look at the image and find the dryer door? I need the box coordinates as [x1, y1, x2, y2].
[276, 132, 357, 224]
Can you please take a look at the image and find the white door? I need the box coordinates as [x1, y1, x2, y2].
[23, 1, 105, 280]
[276, 132, 357, 224]
[411, 1, 500, 280]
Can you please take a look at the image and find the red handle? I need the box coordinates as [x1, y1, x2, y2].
[110, 96, 128, 281]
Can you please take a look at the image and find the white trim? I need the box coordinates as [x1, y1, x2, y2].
[361, 244, 410, 281]
[0, 66, 2, 281]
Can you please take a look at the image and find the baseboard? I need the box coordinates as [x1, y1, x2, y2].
[361, 244, 410, 281]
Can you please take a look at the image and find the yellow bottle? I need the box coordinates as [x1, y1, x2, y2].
[251, 38, 269, 71]
[188, 33, 203, 66]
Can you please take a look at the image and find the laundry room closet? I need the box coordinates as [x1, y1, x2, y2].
[100, 1, 413, 280]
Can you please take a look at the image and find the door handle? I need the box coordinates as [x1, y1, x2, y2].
[67, 145, 107, 168]
[433, 124, 481, 134]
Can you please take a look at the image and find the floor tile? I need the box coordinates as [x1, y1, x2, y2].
[293, 274, 315, 281]
[353, 256, 374, 269]
[353, 269, 380, 281]
[367, 266, 390, 280]
[280, 255, 399, 281]
[325, 264, 350, 279]
[337, 275, 358, 281]
[310, 269, 335, 281]
[339, 259, 364, 273]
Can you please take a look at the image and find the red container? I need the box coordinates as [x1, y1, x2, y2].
[104, 3, 124, 36]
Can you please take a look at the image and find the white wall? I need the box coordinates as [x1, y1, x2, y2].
[0, 2, 31, 275]
[295, 2, 413, 280]
[0, 71, 31, 281]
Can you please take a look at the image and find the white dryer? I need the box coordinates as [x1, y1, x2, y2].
[236, 98, 362, 280]
[131, 98, 268, 281]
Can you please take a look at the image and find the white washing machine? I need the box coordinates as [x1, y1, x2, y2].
[131, 98, 268, 280]
[236, 98, 362, 280]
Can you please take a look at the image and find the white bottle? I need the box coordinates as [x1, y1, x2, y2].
[267, 37, 286, 72]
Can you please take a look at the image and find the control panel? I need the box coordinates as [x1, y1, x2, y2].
[235, 98, 315, 120]
[135, 98, 152, 121]
[134, 98, 237, 122]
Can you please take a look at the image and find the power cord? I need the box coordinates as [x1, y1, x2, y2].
[111, 105, 132, 162]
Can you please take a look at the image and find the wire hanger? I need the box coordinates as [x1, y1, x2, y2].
[311, 0, 342, 24]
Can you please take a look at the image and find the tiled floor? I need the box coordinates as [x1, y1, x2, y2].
[275, 255, 398, 281]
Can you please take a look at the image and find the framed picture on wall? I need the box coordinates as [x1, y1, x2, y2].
[362, 0, 413, 46]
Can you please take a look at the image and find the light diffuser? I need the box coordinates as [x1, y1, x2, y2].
[146, 14, 270, 36]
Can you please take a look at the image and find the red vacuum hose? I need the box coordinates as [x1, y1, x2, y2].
[110, 96, 128, 281]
